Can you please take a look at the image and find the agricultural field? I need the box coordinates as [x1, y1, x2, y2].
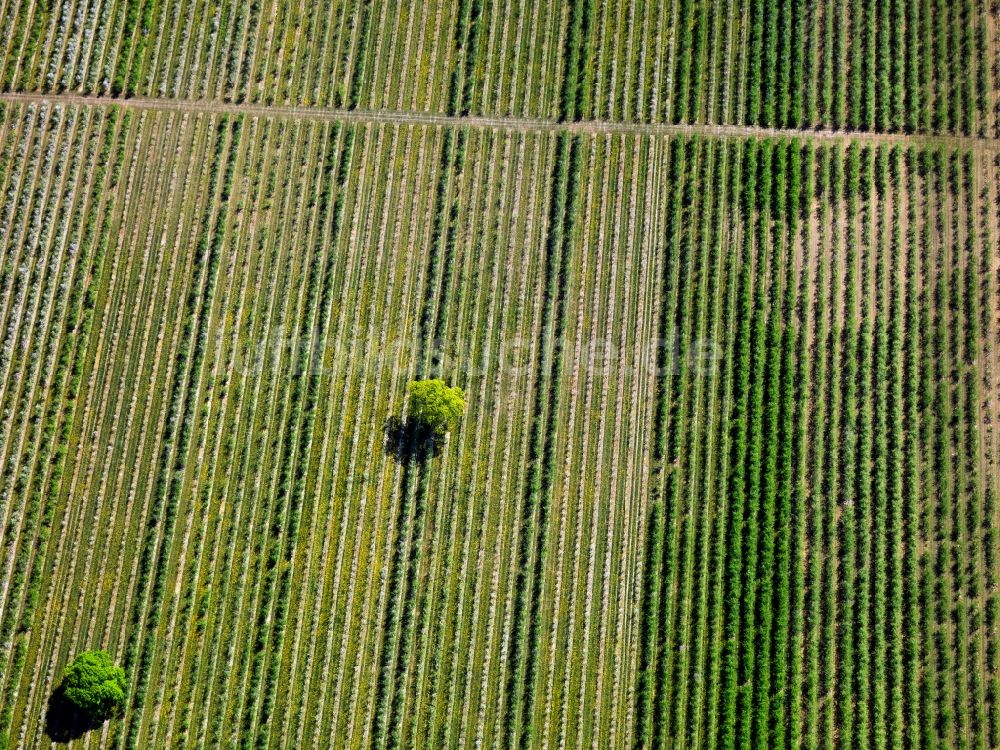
[0, 2, 998, 750]
[3, 0, 1000, 132]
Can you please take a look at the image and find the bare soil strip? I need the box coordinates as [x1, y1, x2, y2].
[3, 91, 1000, 151]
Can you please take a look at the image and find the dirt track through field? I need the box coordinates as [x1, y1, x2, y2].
[3, 91, 1000, 152]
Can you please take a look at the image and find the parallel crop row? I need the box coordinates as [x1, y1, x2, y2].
[632, 134, 999, 750]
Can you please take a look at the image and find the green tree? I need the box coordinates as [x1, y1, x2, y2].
[407, 379, 466, 437]
[60, 650, 127, 723]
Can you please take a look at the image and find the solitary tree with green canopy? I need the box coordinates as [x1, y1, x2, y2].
[407, 379, 466, 438]
[60, 650, 127, 723]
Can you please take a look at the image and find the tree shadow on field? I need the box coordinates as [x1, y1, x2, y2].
[43, 685, 104, 744]
[383, 415, 443, 463]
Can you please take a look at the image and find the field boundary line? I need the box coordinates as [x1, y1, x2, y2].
[3, 92, 1000, 151]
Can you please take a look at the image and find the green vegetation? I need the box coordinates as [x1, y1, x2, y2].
[60, 650, 127, 722]
[406, 379, 467, 438]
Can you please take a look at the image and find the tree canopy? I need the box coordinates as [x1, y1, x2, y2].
[406, 379, 466, 437]
[60, 650, 127, 723]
